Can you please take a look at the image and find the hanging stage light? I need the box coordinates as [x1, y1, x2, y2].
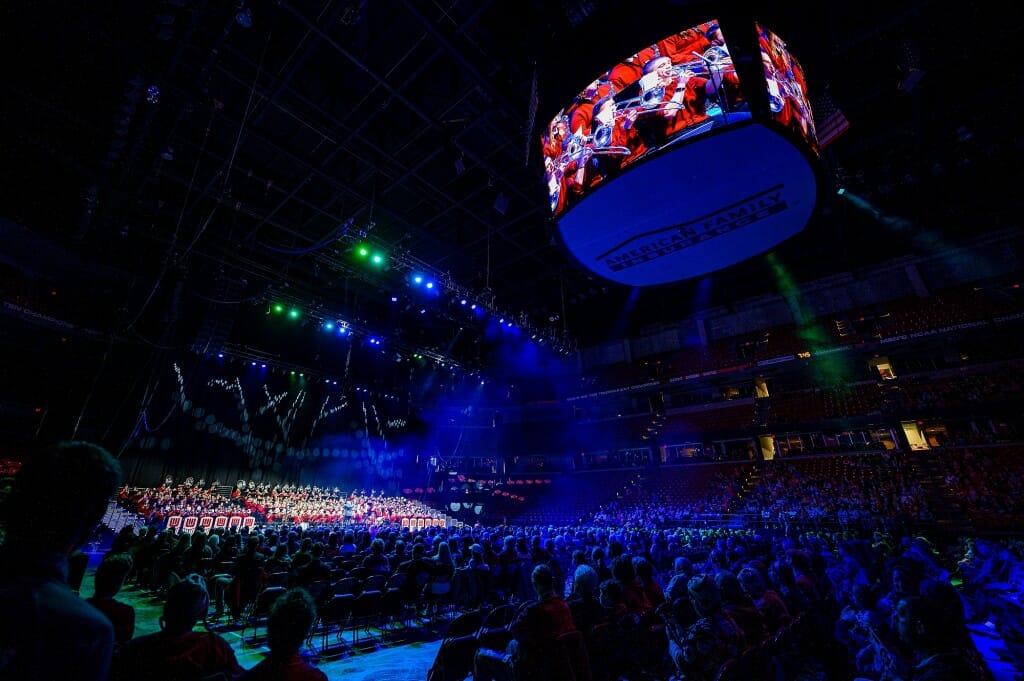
[235, 3, 254, 28]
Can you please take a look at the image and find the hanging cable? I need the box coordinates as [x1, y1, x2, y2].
[256, 223, 341, 254]
[71, 335, 116, 440]
[190, 287, 267, 305]
[123, 103, 217, 332]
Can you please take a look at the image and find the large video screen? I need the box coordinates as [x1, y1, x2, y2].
[540, 19, 752, 219]
[757, 23, 816, 151]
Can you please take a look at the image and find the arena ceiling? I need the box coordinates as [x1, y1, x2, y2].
[2, 0, 1022, 381]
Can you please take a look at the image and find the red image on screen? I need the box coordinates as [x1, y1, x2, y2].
[758, 23, 816, 151]
[540, 19, 751, 218]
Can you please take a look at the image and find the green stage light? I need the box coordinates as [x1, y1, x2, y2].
[371, 253, 384, 265]
[356, 245, 369, 258]
[272, 303, 284, 314]
[288, 308, 300, 319]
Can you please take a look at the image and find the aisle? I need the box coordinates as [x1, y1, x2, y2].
[82, 552, 441, 681]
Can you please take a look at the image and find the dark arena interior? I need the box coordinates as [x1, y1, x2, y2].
[3, 1, 1024, 680]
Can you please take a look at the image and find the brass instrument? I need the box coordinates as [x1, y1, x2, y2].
[614, 46, 736, 120]
[553, 130, 631, 175]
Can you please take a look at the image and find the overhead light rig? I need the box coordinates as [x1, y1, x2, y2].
[314, 221, 578, 358]
[259, 288, 473, 374]
[198, 343, 424, 403]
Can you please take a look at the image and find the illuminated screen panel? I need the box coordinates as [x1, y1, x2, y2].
[757, 23, 816, 152]
[543, 15, 824, 287]
[541, 19, 752, 219]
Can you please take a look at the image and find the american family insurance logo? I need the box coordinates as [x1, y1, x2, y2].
[597, 185, 788, 272]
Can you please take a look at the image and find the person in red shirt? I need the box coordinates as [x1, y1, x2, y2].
[111, 574, 243, 681]
[475, 563, 578, 681]
[240, 587, 327, 681]
[611, 554, 653, 616]
[87, 553, 136, 647]
[608, 45, 657, 96]
[630, 55, 713, 146]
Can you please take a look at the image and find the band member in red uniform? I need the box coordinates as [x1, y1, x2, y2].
[659, 23, 743, 113]
[629, 55, 713, 148]
[581, 94, 637, 184]
[759, 28, 811, 139]
[544, 155, 569, 215]
[566, 77, 611, 139]
[542, 114, 569, 161]
[608, 45, 657, 95]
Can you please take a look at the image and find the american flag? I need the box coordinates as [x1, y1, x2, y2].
[812, 93, 850, 148]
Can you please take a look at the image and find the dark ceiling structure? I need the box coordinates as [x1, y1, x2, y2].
[2, 0, 1022, 390]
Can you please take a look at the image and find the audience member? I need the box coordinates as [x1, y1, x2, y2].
[611, 553, 652, 615]
[662, 574, 743, 681]
[566, 564, 607, 634]
[475, 563, 577, 681]
[0, 440, 122, 681]
[633, 555, 665, 608]
[715, 569, 769, 650]
[295, 542, 331, 587]
[87, 552, 137, 647]
[361, 537, 391, 575]
[737, 565, 791, 635]
[111, 573, 243, 681]
[240, 587, 327, 681]
[892, 578, 994, 680]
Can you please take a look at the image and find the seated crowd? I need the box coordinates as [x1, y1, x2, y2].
[3, 440, 1024, 681]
